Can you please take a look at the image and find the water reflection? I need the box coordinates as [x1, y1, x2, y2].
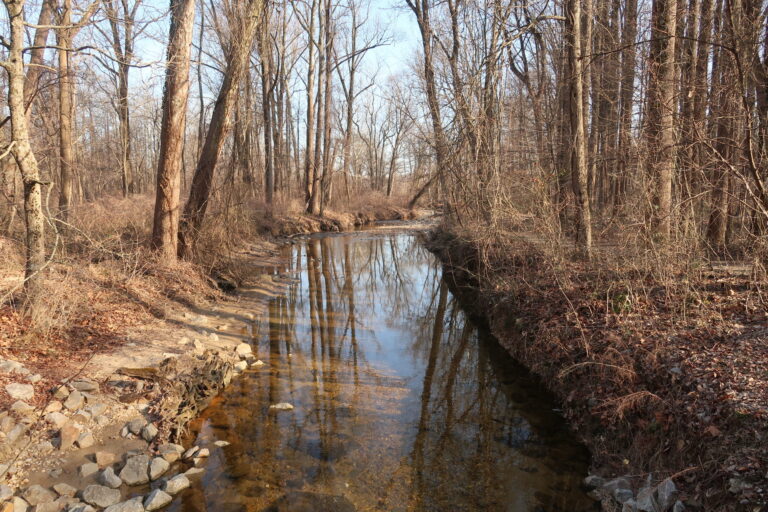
[173, 232, 598, 512]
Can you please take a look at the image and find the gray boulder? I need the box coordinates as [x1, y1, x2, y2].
[99, 466, 123, 489]
[81, 485, 121, 508]
[119, 455, 150, 486]
[22, 485, 55, 506]
[162, 474, 190, 495]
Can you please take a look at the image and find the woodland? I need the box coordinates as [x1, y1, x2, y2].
[0, 0, 767, 508]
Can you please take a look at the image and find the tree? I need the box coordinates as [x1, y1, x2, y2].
[151, 0, 197, 260]
[1, 0, 47, 300]
[178, 0, 265, 258]
[646, 0, 678, 240]
[566, 0, 592, 258]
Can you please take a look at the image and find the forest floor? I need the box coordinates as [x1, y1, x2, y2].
[0, 195, 421, 491]
[427, 225, 768, 512]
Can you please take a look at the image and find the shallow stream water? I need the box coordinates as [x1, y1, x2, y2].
[172, 229, 598, 512]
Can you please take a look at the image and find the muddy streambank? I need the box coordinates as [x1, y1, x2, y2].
[425, 228, 768, 512]
[260, 206, 423, 237]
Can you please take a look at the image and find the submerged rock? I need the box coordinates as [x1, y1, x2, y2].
[144, 489, 172, 511]
[263, 492, 356, 512]
[163, 474, 190, 495]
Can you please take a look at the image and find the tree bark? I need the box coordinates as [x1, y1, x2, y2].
[152, 0, 197, 260]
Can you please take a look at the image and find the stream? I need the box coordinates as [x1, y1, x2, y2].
[172, 228, 598, 512]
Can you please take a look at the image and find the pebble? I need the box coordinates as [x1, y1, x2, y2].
[144, 489, 172, 511]
[214, 440, 230, 447]
[25, 374, 42, 383]
[5, 383, 34, 401]
[233, 361, 248, 372]
[251, 360, 265, 367]
[269, 402, 294, 411]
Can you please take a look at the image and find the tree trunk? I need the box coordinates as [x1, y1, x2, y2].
[152, 0, 196, 260]
[178, 0, 264, 258]
[567, 0, 592, 258]
[646, 0, 679, 240]
[3, 0, 47, 302]
[57, 0, 74, 222]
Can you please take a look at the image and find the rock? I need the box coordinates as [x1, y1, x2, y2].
[602, 477, 632, 495]
[0, 503, 11, 512]
[672, 501, 685, 512]
[26, 374, 42, 384]
[143, 490, 172, 511]
[140, 424, 158, 442]
[615, 488, 634, 504]
[6, 423, 25, 443]
[71, 380, 99, 392]
[655, 478, 678, 511]
[184, 467, 204, 477]
[251, 360, 265, 367]
[0, 360, 23, 374]
[63, 391, 84, 411]
[636, 487, 658, 512]
[79, 462, 99, 479]
[120, 426, 131, 438]
[11, 497, 29, 512]
[208, 333, 219, 341]
[269, 402, 294, 411]
[193, 340, 205, 355]
[182, 446, 199, 460]
[99, 467, 122, 489]
[52, 386, 69, 400]
[59, 422, 82, 450]
[127, 418, 146, 435]
[48, 469, 62, 478]
[86, 403, 107, 417]
[69, 506, 97, 512]
[234, 343, 252, 357]
[36, 440, 54, 453]
[76, 432, 95, 449]
[163, 474, 190, 495]
[81, 485, 121, 508]
[5, 383, 34, 401]
[233, 361, 248, 372]
[213, 440, 230, 448]
[119, 455, 150, 486]
[95, 451, 116, 467]
[93, 414, 110, 426]
[196, 448, 209, 458]
[31, 502, 61, 512]
[23, 485, 55, 506]
[0, 484, 12, 501]
[104, 499, 144, 512]
[44, 401, 63, 414]
[149, 458, 170, 481]
[0, 416, 14, 433]
[158, 444, 182, 463]
[45, 412, 68, 428]
[622, 499, 638, 512]
[53, 483, 77, 497]
[11, 401, 36, 416]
